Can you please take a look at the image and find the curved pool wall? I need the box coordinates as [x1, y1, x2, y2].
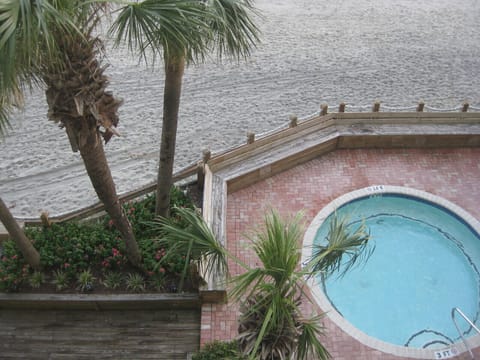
[302, 185, 480, 359]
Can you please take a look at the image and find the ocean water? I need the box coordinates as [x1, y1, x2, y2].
[1, 0, 480, 218]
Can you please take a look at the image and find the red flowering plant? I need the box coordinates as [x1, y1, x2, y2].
[104, 194, 158, 239]
[0, 186, 197, 293]
[100, 247, 127, 270]
[0, 242, 30, 291]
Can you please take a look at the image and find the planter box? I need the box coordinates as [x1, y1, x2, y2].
[0, 293, 201, 359]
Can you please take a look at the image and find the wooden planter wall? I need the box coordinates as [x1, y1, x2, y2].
[0, 294, 201, 360]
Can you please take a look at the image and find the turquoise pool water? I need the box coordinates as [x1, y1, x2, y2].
[315, 194, 480, 349]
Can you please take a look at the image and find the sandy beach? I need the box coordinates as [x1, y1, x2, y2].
[1, 0, 479, 218]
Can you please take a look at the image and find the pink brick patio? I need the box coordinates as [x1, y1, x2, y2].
[201, 147, 480, 359]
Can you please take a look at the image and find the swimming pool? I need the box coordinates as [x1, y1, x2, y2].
[303, 186, 480, 358]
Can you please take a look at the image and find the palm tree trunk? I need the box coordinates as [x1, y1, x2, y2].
[75, 123, 142, 267]
[155, 55, 186, 218]
[0, 197, 40, 269]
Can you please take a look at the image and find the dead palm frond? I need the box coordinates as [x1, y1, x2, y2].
[295, 314, 330, 360]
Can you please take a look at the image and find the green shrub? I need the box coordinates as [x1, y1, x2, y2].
[148, 273, 166, 291]
[52, 270, 69, 291]
[122, 194, 157, 238]
[125, 273, 145, 292]
[26, 221, 124, 278]
[0, 240, 29, 291]
[192, 341, 245, 360]
[28, 271, 45, 288]
[170, 186, 194, 211]
[0, 185, 197, 292]
[109, 187, 194, 239]
[103, 271, 123, 290]
[77, 269, 95, 292]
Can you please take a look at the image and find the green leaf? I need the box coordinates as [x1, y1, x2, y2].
[307, 214, 373, 279]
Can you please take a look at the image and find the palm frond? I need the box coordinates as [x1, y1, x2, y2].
[0, 0, 98, 109]
[229, 267, 267, 301]
[206, 0, 261, 60]
[0, 107, 11, 138]
[153, 206, 228, 290]
[252, 209, 303, 285]
[0, 90, 17, 137]
[110, 0, 260, 65]
[110, 0, 210, 65]
[230, 209, 306, 300]
[307, 214, 373, 279]
[296, 314, 331, 360]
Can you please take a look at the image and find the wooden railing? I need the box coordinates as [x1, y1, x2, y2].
[20, 162, 199, 226]
[11, 101, 480, 226]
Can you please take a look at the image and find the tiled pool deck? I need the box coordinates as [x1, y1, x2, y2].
[201, 147, 480, 359]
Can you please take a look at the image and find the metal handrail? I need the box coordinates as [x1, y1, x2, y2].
[451, 307, 480, 359]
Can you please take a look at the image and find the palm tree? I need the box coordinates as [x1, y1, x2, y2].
[0, 1, 142, 266]
[0, 81, 40, 269]
[0, 197, 40, 270]
[110, 0, 260, 218]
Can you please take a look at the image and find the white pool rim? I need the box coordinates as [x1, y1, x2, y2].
[302, 185, 480, 359]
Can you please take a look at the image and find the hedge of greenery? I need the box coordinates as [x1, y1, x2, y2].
[0, 187, 194, 293]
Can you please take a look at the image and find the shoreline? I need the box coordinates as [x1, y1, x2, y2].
[1, 0, 480, 218]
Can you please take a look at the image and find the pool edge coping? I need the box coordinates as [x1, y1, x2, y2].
[301, 185, 480, 359]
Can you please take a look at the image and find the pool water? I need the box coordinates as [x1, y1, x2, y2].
[314, 194, 480, 348]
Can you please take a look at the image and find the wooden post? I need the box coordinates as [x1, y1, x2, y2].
[338, 102, 346, 113]
[202, 149, 211, 163]
[197, 149, 211, 190]
[40, 212, 52, 228]
[372, 101, 381, 112]
[247, 132, 255, 144]
[289, 114, 298, 128]
[416, 101, 425, 112]
[320, 104, 328, 116]
[462, 102, 469, 112]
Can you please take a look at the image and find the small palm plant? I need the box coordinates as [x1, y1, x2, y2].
[28, 271, 45, 289]
[77, 269, 95, 292]
[52, 270, 69, 291]
[125, 273, 146, 293]
[230, 210, 331, 360]
[231, 209, 372, 360]
[103, 271, 124, 290]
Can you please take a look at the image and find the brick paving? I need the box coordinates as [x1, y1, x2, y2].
[201, 147, 480, 359]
